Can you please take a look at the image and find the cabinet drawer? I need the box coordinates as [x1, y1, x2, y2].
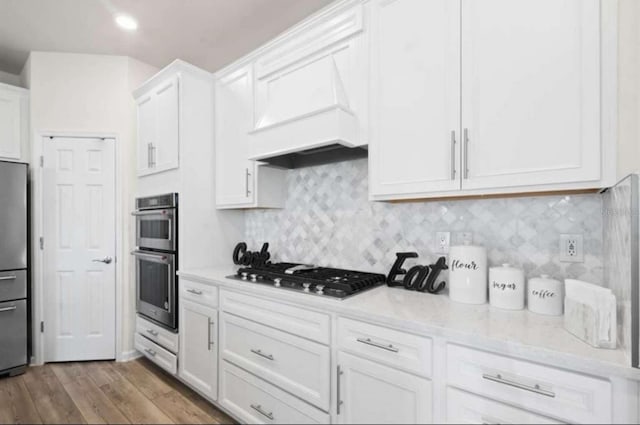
[446, 344, 611, 424]
[446, 387, 563, 424]
[0, 270, 26, 303]
[180, 279, 218, 308]
[134, 333, 177, 375]
[221, 313, 330, 410]
[220, 290, 330, 344]
[136, 314, 179, 354]
[220, 360, 329, 424]
[337, 317, 432, 377]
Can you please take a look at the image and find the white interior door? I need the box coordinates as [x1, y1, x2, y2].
[43, 136, 116, 362]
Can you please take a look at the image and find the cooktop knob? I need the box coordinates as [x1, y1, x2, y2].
[315, 284, 325, 294]
[241, 272, 249, 280]
[302, 282, 311, 292]
[273, 278, 282, 287]
[250, 274, 258, 282]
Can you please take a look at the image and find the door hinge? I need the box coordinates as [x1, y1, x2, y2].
[39, 237, 44, 250]
[40, 321, 44, 333]
[39, 156, 43, 167]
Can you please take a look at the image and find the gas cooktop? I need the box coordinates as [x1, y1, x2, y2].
[227, 262, 386, 299]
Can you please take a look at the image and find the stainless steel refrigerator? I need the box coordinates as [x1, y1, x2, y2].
[0, 161, 28, 376]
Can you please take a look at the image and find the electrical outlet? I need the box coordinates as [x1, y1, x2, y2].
[560, 234, 584, 262]
[435, 232, 451, 254]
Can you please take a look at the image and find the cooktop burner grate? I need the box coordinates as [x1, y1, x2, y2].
[231, 263, 386, 299]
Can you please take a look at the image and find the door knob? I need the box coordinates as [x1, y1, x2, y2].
[92, 256, 113, 264]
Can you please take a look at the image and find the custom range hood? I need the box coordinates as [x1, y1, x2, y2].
[247, 2, 368, 168]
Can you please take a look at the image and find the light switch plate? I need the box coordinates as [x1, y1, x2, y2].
[560, 234, 584, 262]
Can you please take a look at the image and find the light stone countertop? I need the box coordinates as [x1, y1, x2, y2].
[178, 266, 640, 381]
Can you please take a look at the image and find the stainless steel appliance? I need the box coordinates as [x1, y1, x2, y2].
[0, 161, 28, 377]
[228, 262, 385, 300]
[132, 193, 178, 331]
[134, 193, 178, 252]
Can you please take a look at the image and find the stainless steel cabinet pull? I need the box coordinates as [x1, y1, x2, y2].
[250, 404, 274, 420]
[356, 337, 399, 353]
[337, 365, 344, 415]
[0, 306, 17, 313]
[245, 168, 251, 197]
[144, 348, 156, 357]
[0, 275, 17, 281]
[147, 143, 152, 168]
[463, 128, 469, 179]
[186, 289, 203, 295]
[250, 349, 274, 361]
[146, 329, 158, 337]
[151, 144, 157, 168]
[450, 130, 457, 180]
[207, 318, 214, 351]
[482, 373, 555, 398]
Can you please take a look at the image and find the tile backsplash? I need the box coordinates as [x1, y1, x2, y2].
[246, 158, 604, 283]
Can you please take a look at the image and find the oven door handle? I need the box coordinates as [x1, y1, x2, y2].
[131, 209, 175, 217]
[131, 251, 172, 264]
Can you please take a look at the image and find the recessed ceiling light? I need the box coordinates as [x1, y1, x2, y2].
[115, 14, 138, 31]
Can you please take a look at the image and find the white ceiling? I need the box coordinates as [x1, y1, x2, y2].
[0, 0, 333, 75]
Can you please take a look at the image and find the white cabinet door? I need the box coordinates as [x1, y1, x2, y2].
[337, 352, 432, 424]
[369, 0, 461, 199]
[0, 86, 25, 160]
[179, 299, 218, 401]
[215, 65, 256, 207]
[461, 0, 601, 190]
[136, 94, 155, 176]
[154, 76, 180, 173]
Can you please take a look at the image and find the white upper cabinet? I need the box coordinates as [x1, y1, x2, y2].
[369, 0, 461, 198]
[0, 84, 28, 162]
[215, 63, 286, 209]
[370, 0, 611, 200]
[248, 2, 368, 161]
[460, 0, 601, 191]
[216, 65, 255, 207]
[135, 75, 180, 177]
[153, 76, 180, 173]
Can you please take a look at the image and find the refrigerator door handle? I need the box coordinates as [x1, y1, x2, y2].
[0, 275, 17, 281]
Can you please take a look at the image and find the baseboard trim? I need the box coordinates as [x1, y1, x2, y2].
[119, 349, 142, 362]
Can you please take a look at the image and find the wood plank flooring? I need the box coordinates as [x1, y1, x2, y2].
[0, 358, 235, 424]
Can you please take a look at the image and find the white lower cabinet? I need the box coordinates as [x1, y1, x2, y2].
[336, 351, 433, 424]
[178, 299, 218, 401]
[220, 360, 330, 424]
[446, 387, 563, 424]
[135, 333, 177, 375]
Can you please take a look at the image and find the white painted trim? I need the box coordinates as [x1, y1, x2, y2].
[32, 130, 123, 365]
[118, 349, 142, 363]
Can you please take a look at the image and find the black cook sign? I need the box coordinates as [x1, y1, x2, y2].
[386, 252, 448, 294]
[233, 242, 271, 267]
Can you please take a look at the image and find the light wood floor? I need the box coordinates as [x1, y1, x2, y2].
[0, 357, 235, 424]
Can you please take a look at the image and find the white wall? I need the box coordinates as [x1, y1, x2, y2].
[0, 69, 22, 87]
[25, 51, 158, 362]
[618, 0, 640, 178]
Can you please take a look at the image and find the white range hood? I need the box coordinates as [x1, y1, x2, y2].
[247, 2, 367, 165]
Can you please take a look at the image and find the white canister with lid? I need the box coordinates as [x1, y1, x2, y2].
[448, 243, 487, 304]
[528, 275, 564, 316]
[489, 264, 525, 310]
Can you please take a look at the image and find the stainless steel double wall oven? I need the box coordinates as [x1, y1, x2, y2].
[132, 193, 178, 331]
